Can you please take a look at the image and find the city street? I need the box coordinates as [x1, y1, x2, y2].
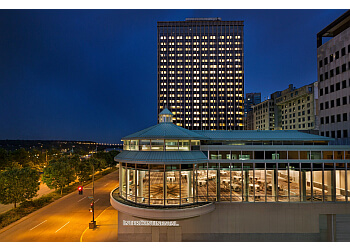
[0, 170, 119, 242]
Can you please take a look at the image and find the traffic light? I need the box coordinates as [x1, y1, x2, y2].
[78, 186, 83, 195]
[89, 202, 94, 212]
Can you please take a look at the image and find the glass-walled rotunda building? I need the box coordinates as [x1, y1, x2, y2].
[111, 109, 350, 242]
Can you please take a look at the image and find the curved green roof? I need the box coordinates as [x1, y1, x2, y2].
[122, 122, 207, 140]
[115, 150, 208, 164]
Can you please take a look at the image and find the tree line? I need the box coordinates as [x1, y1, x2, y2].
[0, 149, 119, 208]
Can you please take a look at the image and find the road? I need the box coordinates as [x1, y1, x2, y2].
[0, 170, 119, 242]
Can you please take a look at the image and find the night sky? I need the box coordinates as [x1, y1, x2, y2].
[0, 9, 347, 143]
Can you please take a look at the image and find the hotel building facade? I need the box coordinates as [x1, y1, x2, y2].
[157, 18, 244, 130]
[317, 10, 350, 144]
[110, 109, 350, 242]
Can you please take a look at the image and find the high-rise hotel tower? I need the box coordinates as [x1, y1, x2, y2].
[157, 18, 244, 130]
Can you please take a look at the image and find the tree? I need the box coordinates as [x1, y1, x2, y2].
[28, 149, 46, 166]
[0, 162, 40, 208]
[90, 157, 106, 171]
[42, 157, 76, 195]
[0, 148, 10, 170]
[75, 158, 105, 184]
[75, 159, 93, 183]
[93, 150, 119, 167]
[11, 148, 30, 166]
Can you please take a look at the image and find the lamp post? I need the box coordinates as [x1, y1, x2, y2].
[89, 162, 96, 229]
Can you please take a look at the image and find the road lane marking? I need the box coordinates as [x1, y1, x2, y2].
[94, 199, 100, 203]
[78, 197, 87, 202]
[55, 221, 70, 233]
[104, 183, 109, 187]
[29, 220, 47, 231]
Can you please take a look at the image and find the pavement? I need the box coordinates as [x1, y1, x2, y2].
[0, 182, 52, 214]
[80, 206, 119, 242]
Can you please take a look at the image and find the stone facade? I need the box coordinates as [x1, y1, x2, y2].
[317, 17, 350, 144]
[116, 202, 350, 242]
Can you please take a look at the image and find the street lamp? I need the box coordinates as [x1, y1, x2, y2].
[89, 162, 96, 229]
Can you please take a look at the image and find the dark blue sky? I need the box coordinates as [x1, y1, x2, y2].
[0, 9, 347, 143]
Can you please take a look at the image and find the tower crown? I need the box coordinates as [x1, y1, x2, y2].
[158, 108, 173, 123]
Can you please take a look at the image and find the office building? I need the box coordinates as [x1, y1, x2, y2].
[110, 109, 350, 241]
[157, 18, 244, 130]
[244, 92, 261, 130]
[244, 92, 261, 116]
[275, 83, 318, 131]
[317, 10, 350, 144]
[249, 83, 318, 132]
[252, 98, 276, 130]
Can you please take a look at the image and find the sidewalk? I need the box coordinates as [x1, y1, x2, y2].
[80, 206, 119, 242]
[0, 182, 52, 214]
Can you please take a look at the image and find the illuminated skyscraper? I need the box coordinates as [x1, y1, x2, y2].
[157, 18, 244, 130]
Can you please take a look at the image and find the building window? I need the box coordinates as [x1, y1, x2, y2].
[320, 74, 323, 82]
[320, 88, 323, 96]
[335, 51, 339, 59]
[337, 114, 341, 122]
[342, 80, 346, 89]
[320, 117, 324, 124]
[331, 100, 334, 108]
[344, 130, 348, 138]
[324, 57, 328, 65]
[336, 98, 340, 106]
[343, 96, 347, 105]
[319, 60, 323, 68]
[330, 84, 334, 92]
[325, 87, 328, 94]
[330, 69, 334, 77]
[336, 67, 340, 75]
[325, 101, 329, 109]
[331, 115, 335, 123]
[343, 113, 348, 121]
[342, 63, 347, 72]
[331, 131, 335, 138]
[337, 130, 342, 138]
[326, 116, 329, 124]
[341, 47, 346, 56]
[330, 54, 334, 62]
[336, 82, 340, 91]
